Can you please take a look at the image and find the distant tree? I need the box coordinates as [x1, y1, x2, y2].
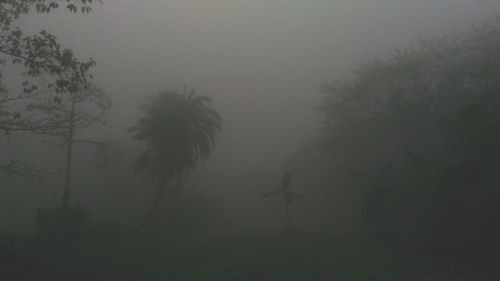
[27, 83, 110, 207]
[93, 139, 126, 173]
[0, 161, 50, 183]
[318, 18, 500, 255]
[263, 171, 304, 230]
[130, 87, 222, 227]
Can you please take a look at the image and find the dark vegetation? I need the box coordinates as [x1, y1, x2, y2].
[1, 1, 500, 280]
[318, 20, 500, 262]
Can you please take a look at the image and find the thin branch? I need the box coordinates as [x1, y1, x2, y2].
[72, 139, 104, 146]
[0, 161, 59, 183]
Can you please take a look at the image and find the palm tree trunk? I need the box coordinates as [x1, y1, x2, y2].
[139, 175, 168, 229]
[166, 173, 184, 228]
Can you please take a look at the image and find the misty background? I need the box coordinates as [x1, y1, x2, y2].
[4, 1, 500, 280]
[2, 0, 500, 232]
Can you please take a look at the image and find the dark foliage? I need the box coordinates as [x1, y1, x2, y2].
[35, 206, 89, 240]
[319, 18, 500, 260]
[131, 87, 222, 227]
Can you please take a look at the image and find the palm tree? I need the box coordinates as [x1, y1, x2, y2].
[130, 87, 222, 227]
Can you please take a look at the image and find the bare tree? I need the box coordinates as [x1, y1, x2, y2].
[27, 84, 110, 207]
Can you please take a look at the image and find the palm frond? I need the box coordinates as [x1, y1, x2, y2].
[130, 87, 222, 181]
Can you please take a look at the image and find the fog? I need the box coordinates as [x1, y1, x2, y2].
[19, 0, 497, 170]
[2, 1, 500, 280]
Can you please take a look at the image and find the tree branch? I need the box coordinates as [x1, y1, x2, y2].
[72, 139, 104, 146]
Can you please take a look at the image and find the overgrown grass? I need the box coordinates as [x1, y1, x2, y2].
[0, 232, 472, 281]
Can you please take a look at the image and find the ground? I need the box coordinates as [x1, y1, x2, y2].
[0, 233, 475, 281]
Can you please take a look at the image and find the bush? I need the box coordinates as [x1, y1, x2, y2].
[85, 220, 123, 241]
[35, 206, 90, 240]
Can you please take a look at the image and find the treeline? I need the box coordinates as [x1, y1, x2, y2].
[313, 18, 500, 258]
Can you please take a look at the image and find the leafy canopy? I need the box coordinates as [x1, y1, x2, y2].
[0, 0, 101, 133]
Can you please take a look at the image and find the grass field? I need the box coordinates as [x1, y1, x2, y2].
[0, 232, 473, 281]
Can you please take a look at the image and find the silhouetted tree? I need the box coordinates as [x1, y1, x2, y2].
[27, 84, 110, 207]
[0, 0, 101, 181]
[130, 87, 222, 227]
[318, 18, 500, 255]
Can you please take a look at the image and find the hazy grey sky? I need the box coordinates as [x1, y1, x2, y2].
[21, 0, 500, 171]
